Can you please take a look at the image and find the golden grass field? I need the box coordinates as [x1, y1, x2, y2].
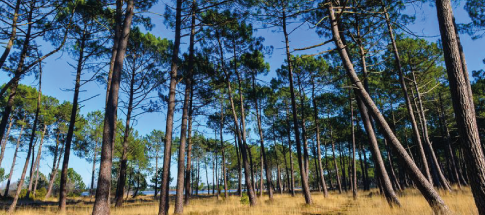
[2, 187, 478, 215]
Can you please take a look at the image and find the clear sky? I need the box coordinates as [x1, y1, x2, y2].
[0, 1, 483, 189]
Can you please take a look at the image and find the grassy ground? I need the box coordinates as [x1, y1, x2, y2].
[1, 187, 478, 215]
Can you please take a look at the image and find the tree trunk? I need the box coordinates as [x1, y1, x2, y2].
[382, 4, 432, 184]
[157, 0, 181, 213]
[4, 122, 24, 197]
[92, 1, 135, 214]
[184, 0, 196, 204]
[329, 126, 343, 194]
[90, 140, 98, 197]
[45, 134, 64, 199]
[282, 9, 312, 205]
[114, 62, 136, 207]
[435, 0, 485, 213]
[350, 91, 357, 200]
[217, 32, 256, 206]
[328, 4, 450, 213]
[284, 103, 295, 196]
[174, 48, 193, 214]
[33, 125, 47, 196]
[253, 75, 274, 200]
[0, 115, 13, 167]
[59, 27, 86, 212]
[411, 70, 451, 191]
[312, 77, 328, 197]
[0, 0, 21, 70]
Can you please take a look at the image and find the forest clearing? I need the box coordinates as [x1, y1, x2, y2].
[4, 188, 479, 215]
[1, 0, 485, 214]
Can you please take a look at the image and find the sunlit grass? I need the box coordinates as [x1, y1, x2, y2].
[4, 187, 477, 215]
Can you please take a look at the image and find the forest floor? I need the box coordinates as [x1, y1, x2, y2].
[1, 187, 478, 215]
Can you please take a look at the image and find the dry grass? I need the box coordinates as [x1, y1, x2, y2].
[2, 187, 478, 215]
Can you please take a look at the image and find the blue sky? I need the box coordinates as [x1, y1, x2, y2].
[0, 1, 483, 189]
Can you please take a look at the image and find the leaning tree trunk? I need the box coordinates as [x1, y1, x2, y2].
[92, 1, 135, 214]
[382, 4, 432, 184]
[0, 0, 21, 70]
[328, 3, 450, 214]
[7, 9, 38, 210]
[4, 122, 24, 197]
[411, 70, 451, 191]
[435, 0, 485, 213]
[33, 125, 47, 196]
[282, 9, 312, 204]
[59, 27, 86, 212]
[0, 115, 13, 167]
[353, 14, 400, 207]
[45, 135, 64, 199]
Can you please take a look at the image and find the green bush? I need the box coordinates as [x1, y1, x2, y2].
[19, 189, 33, 199]
[35, 187, 47, 199]
[240, 192, 249, 205]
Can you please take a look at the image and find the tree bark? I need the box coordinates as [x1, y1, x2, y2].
[45, 134, 64, 199]
[4, 122, 24, 197]
[92, 1, 135, 214]
[157, 0, 182, 213]
[174, 46, 193, 214]
[0, 115, 13, 167]
[328, 4, 450, 213]
[253, 75, 274, 200]
[114, 60, 136, 207]
[284, 102, 295, 196]
[329, 126, 342, 194]
[60, 27, 86, 212]
[184, 0, 196, 205]
[217, 32, 257, 206]
[282, 9, 312, 204]
[382, 4, 432, 184]
[435, 0, 485, 213]
[90, 140, 98, 197]
[33, 125, 47, 196]
[312, 77, 328, 197]
[0, 0, 21, 70]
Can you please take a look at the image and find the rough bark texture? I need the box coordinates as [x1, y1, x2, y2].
[92, 1, 134, 214]
[435, 0, 485, 213]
